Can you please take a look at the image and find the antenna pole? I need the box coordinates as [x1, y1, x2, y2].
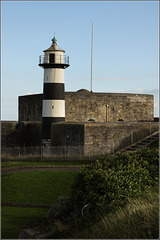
[91, 23, 93, 92]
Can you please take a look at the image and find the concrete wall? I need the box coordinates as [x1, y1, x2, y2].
[19, 94, 43, 122]
[84, 122, 159, 156]
[51, 122, 159, 156]
[1, 121, 17, 147]
[1, 121, 158, 156]
[1, 121, 41, 147]
[18, 90, 154, 123]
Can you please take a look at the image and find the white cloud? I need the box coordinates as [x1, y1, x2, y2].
[95, 77, 131, 81]
[110, 88, 159, 95]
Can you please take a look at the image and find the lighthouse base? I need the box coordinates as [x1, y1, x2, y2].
[41, 139, 51, 148]
[42, 117, 65, 139]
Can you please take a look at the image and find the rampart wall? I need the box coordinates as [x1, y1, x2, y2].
[19, 90, 154, 123]
[2, 121, 158, 156]
[51, 122, 158, 156]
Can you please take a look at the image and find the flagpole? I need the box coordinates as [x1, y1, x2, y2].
[91, 23, 93, 92]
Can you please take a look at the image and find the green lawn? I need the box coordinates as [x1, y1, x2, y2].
[1, 160, 87, 168]
[1, 170, 78, 239]
[1, 207, 49, 239]
[2, 171, 78, 204]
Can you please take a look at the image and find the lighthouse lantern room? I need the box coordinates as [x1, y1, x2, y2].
[39, 36, 69, 142]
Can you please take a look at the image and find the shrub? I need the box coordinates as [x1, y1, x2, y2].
[135, 147, 159, 182]
[71, 148, 158, 209]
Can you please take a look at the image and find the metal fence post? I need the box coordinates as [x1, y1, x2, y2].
[150, 122, 152, 134]
[19, 147, 20, 157]
[113, 141, 115, 154]
[131, 132, 133, 144]
[40, 146, 42, 161]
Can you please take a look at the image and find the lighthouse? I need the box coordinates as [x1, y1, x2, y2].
[39, 36, 69, 142]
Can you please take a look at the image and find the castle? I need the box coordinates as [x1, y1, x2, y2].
[1, 37, 158, 157]
[19, 90, 154, 123]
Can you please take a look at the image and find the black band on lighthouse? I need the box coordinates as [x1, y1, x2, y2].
[43, 83, 65, 100]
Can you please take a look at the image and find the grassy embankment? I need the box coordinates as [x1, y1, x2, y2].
[2, 186, 158, 239]
[1, 141, 159, 239]
[44, 186, 158, 239]
[55, 186, 159, 239]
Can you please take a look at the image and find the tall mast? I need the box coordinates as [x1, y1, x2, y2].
[91, 23, 93, 92]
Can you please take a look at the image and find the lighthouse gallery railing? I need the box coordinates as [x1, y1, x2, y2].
[39, 55, 69, 65]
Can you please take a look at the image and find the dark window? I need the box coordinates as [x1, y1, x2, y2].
[49, 54, 55, 63]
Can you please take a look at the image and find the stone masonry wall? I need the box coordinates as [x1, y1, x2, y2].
[18, 90, 154, 123]
[50, 121, 158, 156]
[84, 122, 159, 156]
[2, 121, 158, 156]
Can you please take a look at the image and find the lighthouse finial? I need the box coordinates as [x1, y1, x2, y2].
[52, 33, 57, 44]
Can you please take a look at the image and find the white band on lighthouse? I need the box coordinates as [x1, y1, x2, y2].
[42, 100, 65, 117]
[44, 68, 64, 83]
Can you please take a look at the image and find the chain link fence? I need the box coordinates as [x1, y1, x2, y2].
[1, 146, 89, 160]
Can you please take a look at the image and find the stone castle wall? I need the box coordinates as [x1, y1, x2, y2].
[18, 89, 154, 123]
[2, 121, 158, 156]
[1, 121, 41, 147]
[51, 122, 159, 156]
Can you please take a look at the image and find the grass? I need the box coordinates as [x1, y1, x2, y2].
[79, 188, 159, 239]
[1, 160, 84, 168]
[2, 146, 159, 239]
[2, 171, 78, 204]
[1, 154, 95, 163]
[47, 186, 159, 239]
[1, 207, 49, 239]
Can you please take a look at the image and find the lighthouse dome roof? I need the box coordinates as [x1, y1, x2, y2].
[43, 36, 65, 53]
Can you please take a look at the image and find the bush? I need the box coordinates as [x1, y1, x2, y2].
[71, 148, 158, 209]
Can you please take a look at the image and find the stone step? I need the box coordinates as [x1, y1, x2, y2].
[149, 136, 159, 140]
[120, 131, 159, 153]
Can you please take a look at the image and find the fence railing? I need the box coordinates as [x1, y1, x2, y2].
[39, 55, 69, 65]
[1, 146, 85, 158]
[1, 145, 112, 160]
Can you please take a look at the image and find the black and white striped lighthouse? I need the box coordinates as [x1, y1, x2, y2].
[39, 36, 69, 141]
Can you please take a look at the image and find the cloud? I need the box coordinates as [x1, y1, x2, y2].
[95, 77, 131, 81]
[26, 92, 41, 95]
[110, 88, 159, 95]
[134, 73, 158, 78]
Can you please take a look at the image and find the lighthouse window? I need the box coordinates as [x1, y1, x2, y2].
[49, 54, 55, 63]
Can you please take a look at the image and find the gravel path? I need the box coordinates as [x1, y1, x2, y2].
[1, 166, 81, 175]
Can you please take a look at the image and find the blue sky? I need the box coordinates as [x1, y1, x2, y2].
[1, 1, 159, 120]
